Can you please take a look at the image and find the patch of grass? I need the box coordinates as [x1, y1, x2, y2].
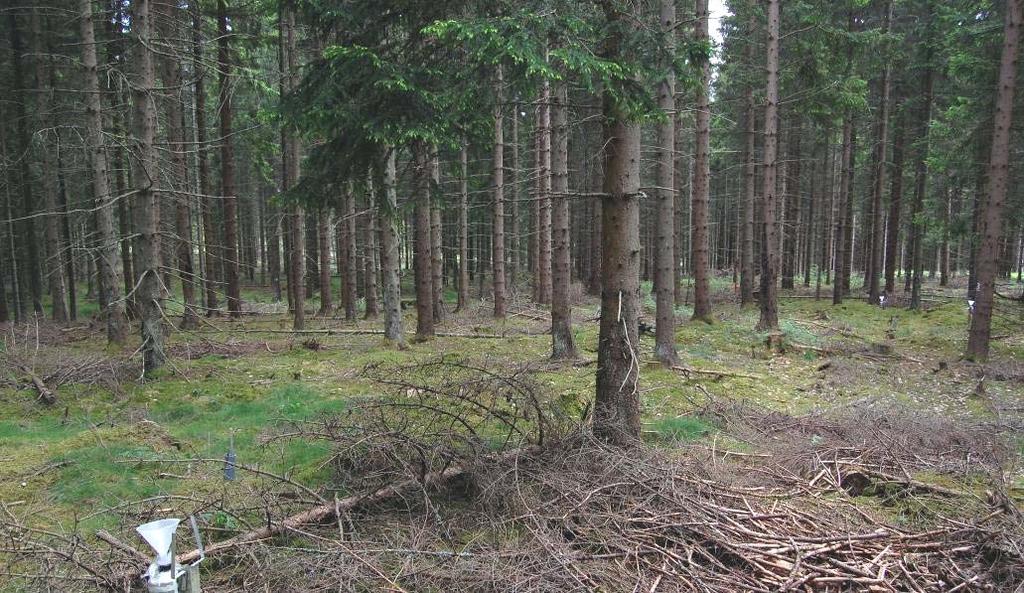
[647, 416, 713, 442]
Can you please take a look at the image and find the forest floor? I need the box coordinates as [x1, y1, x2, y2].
[1, 277, 1022, 591]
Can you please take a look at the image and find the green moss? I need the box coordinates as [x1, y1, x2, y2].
[646, 416, 713, 442]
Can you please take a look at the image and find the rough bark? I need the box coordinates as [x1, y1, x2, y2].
[457, 144, 470, 311]
[884, 115, 906, 294]
[967, 0, 1021, 361]
[30, 10, 69, 323]
[550, 80, 576, 359]
[691, 0, 713, 322]
[654, 0, 679, 364]
[538, 79, 553, 305]
[430, 156, 445, 322]
[345, 185, 358, 321]
[218, 0, 241, 317]
[739, 14, 757, 308]
[594, 2, 641, 446]
[493, 66, 507, 318]
[80, 0, 128, 343]
[317, 209, 333, 314]
[867, 0, 894, 304]
[413, 141, 435, 340]
[130, 0, 165, 372]
[757, 0, 781, 332]
[364, 173, 380, 319]
[281, 5, 304, 330]
[381, 150, 405, 346]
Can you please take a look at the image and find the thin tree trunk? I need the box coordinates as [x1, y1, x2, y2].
[511, 108, 521, 287]
[218, 0, 240, 317]
[655, 0, 679, 364]
[317, 209, 333, 314]
[30, 10, 69, 323]
[909, 55, 934, 311]
[967, 0, 1021, 360]
[130, 0, 165, 373]
[381, 149, 405, 345]
[345, 184, 358, 321]
[193, 4, 218, 315]
[493, 66, 507, 318]
[457, 144, 470, 311]
[739, 14, 757, 307]
[781, 118, 802, 290]
[538, 79, 553, 305]
[80, 0, 128, 343]
[884, 115, 906, 295]
[550, 80, 576, 359]
[867, 0, 894, 304]
[364, 173, 380, 319]
[413, 141, 434, 340]
[431, 156, 445, 322]
[691, 0, 713, 322]
[757, 0, 781, 332]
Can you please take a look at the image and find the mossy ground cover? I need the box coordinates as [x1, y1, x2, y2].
[1, 280, 1021, 537]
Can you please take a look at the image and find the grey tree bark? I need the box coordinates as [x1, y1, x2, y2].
[550, 80, 576, 359]
[757, 0, 781, 332]
[654, 0, 679, 364]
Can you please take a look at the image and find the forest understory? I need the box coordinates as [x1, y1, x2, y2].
[1, 278, 1022, 592]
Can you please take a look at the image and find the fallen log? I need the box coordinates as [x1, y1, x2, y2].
[671, 366, 763, 381]
[19, 365, 57, 405]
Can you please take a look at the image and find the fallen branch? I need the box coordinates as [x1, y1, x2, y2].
[175, 447, 535, 565]
[672, 366, 763, 381]
[19, 365, 57, 405]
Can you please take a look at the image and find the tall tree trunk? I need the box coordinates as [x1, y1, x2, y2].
[381, 149, 405, 345]
[30, 10, 69, 323]
[757, 0, 781, 331]
[739, 14, 757, 307]
[155, 1, 197, 330]
[6, 11, 44, 315]
[413, 141, 435, 340]
[691, 0, 713, 322]
[281, 4, 304, 330]
[654, 0, 679, 364]
[909, 55, 935, 311]
[867, 0, 894, 304]
[345, 184, 359, 321]
[130, 0, 164, 373]
[218, 0, 240, 317]
[430, 156, 445, 322]
[194, 3, 218, 315]
[594, 3, 642, 446]
[456, 144, 470, 311]
[538, 79, 553, 305]
[781, 118, 802, 290]
[803, 133, 820, 288]
[80, 0, 128, 343]
[967, 0, 1021, 361]
[884, 115, 906, 294]
[493, 66, 507, 318]
[550, 80, 577, 359]
[511, 108, 522, 286]
[364, 173, 380, 319]
[317, 209, 333, 314]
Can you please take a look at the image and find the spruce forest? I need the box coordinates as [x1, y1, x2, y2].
[1, 0, 1023, 590]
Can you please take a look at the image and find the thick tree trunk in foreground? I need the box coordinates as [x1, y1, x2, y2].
[595, 3, 641, 446]
[218, 0, 241, 317]
[654, 0, 679, 364]
[550, 80, 577, 359]
[691, 0, 713, 323]
[967, 0, 1021, 361]
[493, 66, 507, 319]
[80, 0, 128, 343]
[130, 0, 165, 372]
[757, 0, 781, 332]
[414, 141, 435, 340]
[381, 150, 405, 346]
